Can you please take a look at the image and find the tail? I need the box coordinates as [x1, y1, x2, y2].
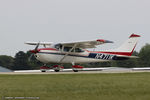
[101, 34, 141, 56]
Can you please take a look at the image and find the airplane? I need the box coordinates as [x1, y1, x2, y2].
[25, 34, 140, 72]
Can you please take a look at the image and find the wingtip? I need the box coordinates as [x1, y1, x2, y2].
[97, 39, 114, 43]
[129, 34, 141, 38]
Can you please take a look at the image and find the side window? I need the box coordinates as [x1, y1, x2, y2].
[75, 48, 84, 53]
[64, 47, 74, 52]
[57, 46, 84, 53]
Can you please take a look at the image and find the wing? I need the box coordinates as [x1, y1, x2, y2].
[25, 42, 53, 46]
[61, 39, 113, 49]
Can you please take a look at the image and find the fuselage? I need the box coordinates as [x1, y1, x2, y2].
[27, 34, 141, 68]
[34, 48, 117, 64]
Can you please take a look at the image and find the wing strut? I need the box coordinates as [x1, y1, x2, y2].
[59, 44, 77, 63]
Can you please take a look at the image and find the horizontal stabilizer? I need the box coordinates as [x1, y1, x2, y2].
[114, 55, 139, 60]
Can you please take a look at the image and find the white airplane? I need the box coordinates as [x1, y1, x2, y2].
[25, 34, 140, 72]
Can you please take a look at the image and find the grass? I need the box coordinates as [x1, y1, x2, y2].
[0, 73, 150, 100]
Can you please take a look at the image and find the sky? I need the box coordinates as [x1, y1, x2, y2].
[0, 0, 149, 56]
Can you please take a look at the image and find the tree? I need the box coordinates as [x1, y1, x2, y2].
[13, 51, 30, 70]
[110, 51, 139, 67]
[138, 43, 150, 67]
[0, 55, 14, 69]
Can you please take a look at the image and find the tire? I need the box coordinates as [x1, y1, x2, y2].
[41, 70, 46, 72]
[55, 70, 60, 72]
[73, 70, 78, 72]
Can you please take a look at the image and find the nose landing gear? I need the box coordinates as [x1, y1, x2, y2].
[40, 66, 50, 72]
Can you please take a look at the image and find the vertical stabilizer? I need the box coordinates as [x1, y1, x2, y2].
[115, 34, 140, 52]
[101, 34, 141, 56]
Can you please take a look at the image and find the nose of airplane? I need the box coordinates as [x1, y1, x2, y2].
[29, 42, 41, 54]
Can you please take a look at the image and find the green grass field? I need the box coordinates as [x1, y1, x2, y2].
[0, 73, 150, 100]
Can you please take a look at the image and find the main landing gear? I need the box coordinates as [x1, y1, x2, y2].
[40, 65, 64, 72]
[40, 65, 84, 72]
[53, 65, 64, 72]
[72, 65, 84, 72]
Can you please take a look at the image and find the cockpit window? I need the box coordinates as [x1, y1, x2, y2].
[55, 44, 62, 50]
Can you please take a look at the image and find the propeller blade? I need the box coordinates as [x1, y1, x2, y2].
[28, 54, 34, 62]
[28, 42, 40, 62]
[35, 42, 40, 52]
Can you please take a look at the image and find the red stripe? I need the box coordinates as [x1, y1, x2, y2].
[90, 51, 132, 56]
[88, 50, 131, 56]
[98, 52, 132, 56]
[30, 48, 58, 54]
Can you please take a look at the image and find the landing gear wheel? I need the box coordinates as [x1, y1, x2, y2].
[73, 70, 78, 72]
[41, 70, 46, 72]
[55, 70, 60, 72]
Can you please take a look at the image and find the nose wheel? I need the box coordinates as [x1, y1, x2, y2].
[40, 66, 50, 72]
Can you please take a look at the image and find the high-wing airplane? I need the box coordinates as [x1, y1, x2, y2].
[25, 34, 140, 72]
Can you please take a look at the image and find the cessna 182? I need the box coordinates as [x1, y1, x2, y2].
[25, 34, 140, 72]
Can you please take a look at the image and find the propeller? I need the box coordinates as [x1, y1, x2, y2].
[28, 54, 34, 62]
[28, 42, 40, 62]
[34, 42, 40, 52]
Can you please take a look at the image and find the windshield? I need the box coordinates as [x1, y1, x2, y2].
[55, 44, 62, 50]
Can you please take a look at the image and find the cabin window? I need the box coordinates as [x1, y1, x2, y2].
[64, 47, 74, 52]
[55, 44, 84, 53]
[63, 47, 84, 53]
[75, 48, 84, 52]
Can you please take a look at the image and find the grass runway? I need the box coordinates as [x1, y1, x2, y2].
[0, 73, 150, 100]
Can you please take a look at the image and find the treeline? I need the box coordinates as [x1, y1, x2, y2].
[0, 51, 43, 70]
[0, 43, 150, 70]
